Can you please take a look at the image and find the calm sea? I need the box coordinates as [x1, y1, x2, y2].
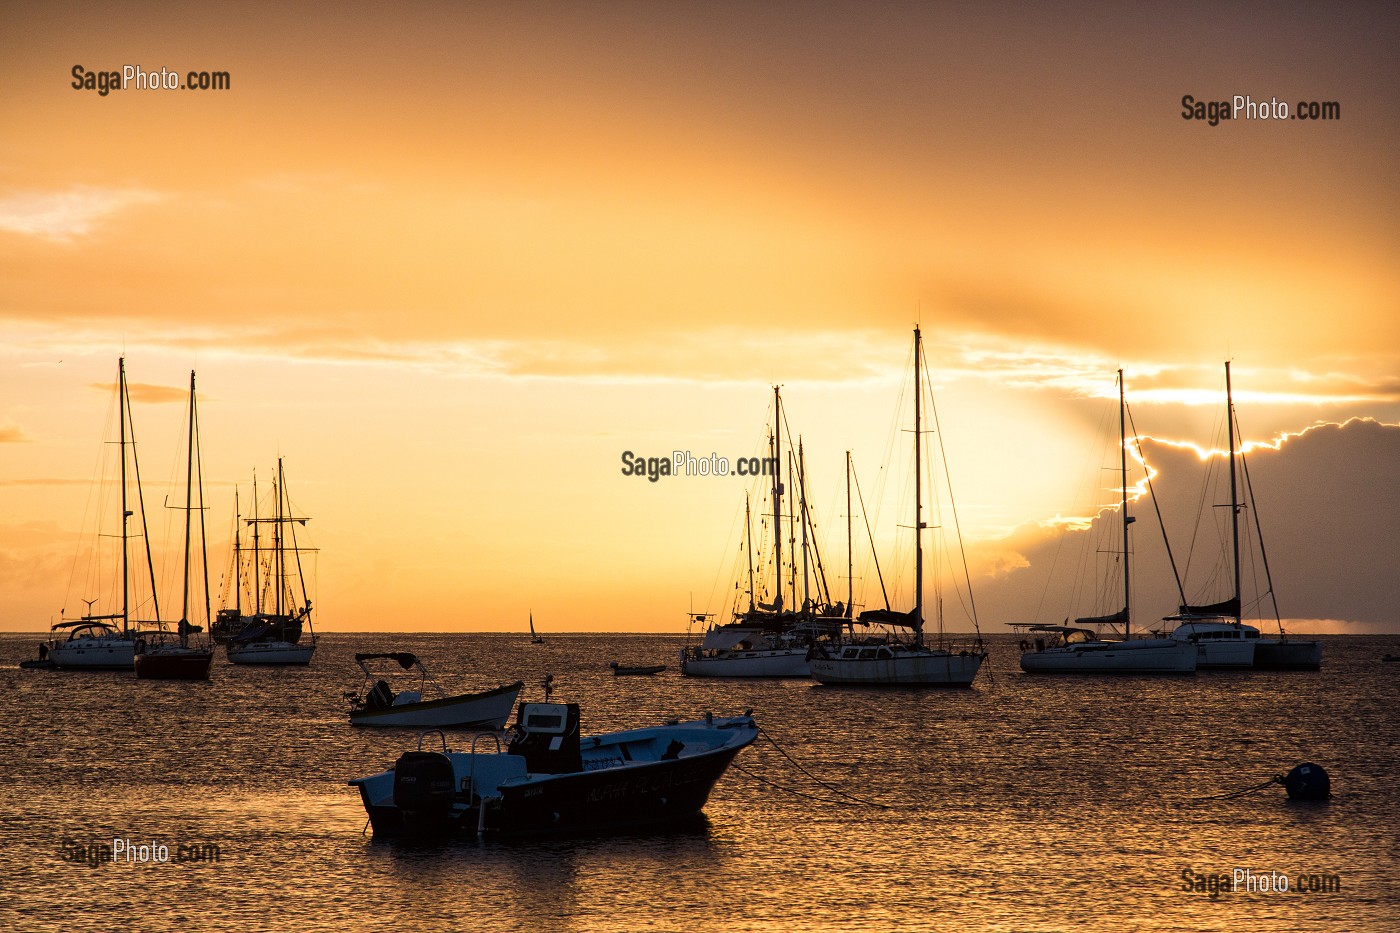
[1, 632, 1395, 932]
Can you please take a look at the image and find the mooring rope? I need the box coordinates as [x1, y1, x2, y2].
[1186, 776, 1280, 803]
[754, 725, 893, 810]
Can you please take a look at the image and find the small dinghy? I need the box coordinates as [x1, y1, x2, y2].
[610, 661, 667, 676]
[349, 684, 756, 838]
[345, 652, 523, 729]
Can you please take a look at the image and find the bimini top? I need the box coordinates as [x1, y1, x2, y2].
[51, 619, 118, 632]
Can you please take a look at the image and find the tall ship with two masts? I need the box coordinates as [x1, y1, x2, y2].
[219, 458, 318, 665]
[680, 386, 846, 677]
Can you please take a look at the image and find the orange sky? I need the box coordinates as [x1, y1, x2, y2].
[2, 2, 1397, 632]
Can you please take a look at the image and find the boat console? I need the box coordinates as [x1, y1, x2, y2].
[508, 702, 581, 774]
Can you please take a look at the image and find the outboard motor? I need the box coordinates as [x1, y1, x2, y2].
[393, 751, 456, 831]
[1280, 763, 1330, 800]
[367, 680, 394, 709]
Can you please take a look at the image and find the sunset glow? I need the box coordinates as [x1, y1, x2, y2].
[3, 2, 1396, 633]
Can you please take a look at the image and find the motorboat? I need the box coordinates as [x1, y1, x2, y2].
[349, 694, 757, 838]
[346, 652, 522, 728]
[610, 662, 667, 676]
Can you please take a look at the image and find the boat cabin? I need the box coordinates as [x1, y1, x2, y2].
[834, 645, 897, 661]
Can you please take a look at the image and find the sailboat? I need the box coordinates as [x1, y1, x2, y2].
[224, 458, 317, 665]
[135, 371, 215, 680]
[1158, 362, 1321, 669]
[528, 612, 544, 644]
[679, 387, 840, 678]
[213, 480, 306, 646]
[43, 358, 156, 670]
[1016, 371, 1196, 674]
[809, 328, 987, 687]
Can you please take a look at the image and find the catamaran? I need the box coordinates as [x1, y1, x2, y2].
[1016, 371, 1196, 674]
[1158, 362, 1320, 669]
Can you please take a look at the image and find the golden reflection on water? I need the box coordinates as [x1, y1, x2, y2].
[1, 633, 1395, 932]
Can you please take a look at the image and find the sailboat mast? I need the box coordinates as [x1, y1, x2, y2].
[1118, 369, 1131, 639]
[181, 371, 195, 644]
[233, 489, 242, 615]
[195, 387, 211, 635]
[771, 386, 783, 612]
[913, 328, 924, 646]
[799, 438, 809, 613]
[846, 450, 853, 619]
[118, 358, 130, 635]
[744, 494, 756, 612]
[1226, 361, 1242, 625]
[276, 458, 285, 617]
[251, 473, 261, 614]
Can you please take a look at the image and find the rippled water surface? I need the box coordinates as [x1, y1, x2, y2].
[1, 633, 1396, 932]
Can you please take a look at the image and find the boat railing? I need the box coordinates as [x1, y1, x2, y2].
[464, 731, 505, 807]
[416, 729, 449, 753]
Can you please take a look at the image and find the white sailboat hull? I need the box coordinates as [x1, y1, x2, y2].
[810, 650, 983, 686]
[226, 640, 316, 665]
[48, 636, 138, 670]
[679, 647, 810, 678]
[1020, 639, 1196, 674]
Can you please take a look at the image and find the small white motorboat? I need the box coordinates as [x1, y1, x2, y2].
[345, 652, 522, 728]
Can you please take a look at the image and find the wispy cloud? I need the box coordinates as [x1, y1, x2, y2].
[0, 424, 30, 443]
[0, 186, 163, 242]
[85, 380, 187, 405]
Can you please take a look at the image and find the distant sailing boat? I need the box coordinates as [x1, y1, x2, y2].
[679, 387, 841, 678]
[43, 358, 155, 670]
[135, 370, 215, 680]
[809, 327, 987, 687]
[225, 458, 317, 665]
[1016, 370, 1196, 674]
[1159, 362, 1321, 670]
[529, 612, 544, 644]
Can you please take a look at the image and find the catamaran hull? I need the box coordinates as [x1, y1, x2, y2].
[1254, 640, 1322, 670]
[679, 648, 810, 678]
[1020, 642, 1196, 674]
[48, 638, 137, 670]
[1191, 642, 1255, 668]
[350, 682, 523, 728]
[810, 651, 983, 686]
[226, 641, 315, 665]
